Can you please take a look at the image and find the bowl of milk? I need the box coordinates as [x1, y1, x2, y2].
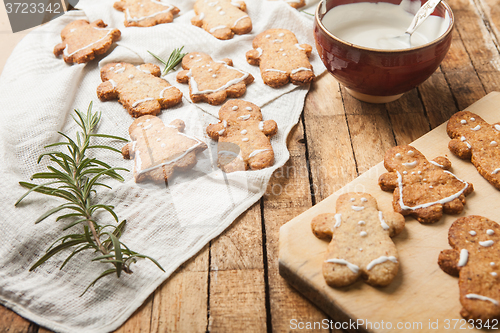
[314, 0, 454, 103]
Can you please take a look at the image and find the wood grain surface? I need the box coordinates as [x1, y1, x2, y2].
[1, 0, 500, 331]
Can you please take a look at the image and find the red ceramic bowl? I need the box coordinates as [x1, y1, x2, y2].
[314, 0, 454, 103]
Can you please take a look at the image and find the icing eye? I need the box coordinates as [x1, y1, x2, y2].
[491, 262, 496, 266]
[265, 34, 271, 38]
[246, 107, 252, 111]
[491, 141, 497, 146]
[487, 229, 495, 235]
[395, 153, 402, 158]
[358, 221, 365, 225]
[403, 171, 407, 175]
[361, 198, 367, 202]
[407, 150, 414, 156]
[460, 120, 466, 124]
[232, 106, 238, 111]
[470, 117, 475, 121]
[360, 231, 367, 237]
[350, 198, 355, 202]
[469, 230, 476, 236]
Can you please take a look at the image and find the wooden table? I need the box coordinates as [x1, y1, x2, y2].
[1, 0, 500, 331]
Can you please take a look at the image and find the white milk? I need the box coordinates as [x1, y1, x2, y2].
[321, 0, 450, 50]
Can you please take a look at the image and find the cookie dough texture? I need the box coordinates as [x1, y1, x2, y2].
[54, 19, 121, 64]
[447, 110, 500, 190]
[206, 100, 277, 172]
[246, 29, 314, 88]
[113, 0, 180, 27]
[97, 62, 182, 117]
[438, 216, 500, 321]
[191, 0, 252, 40]
[122, 116, 207, 183]
[311, 193, 405, 287]
[379, 145, 473, 224]
[176, 52, 254, 105]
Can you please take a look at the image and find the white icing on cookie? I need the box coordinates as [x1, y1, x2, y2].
[465, 294, 499, 306]
[471, 125, 481, 131]
[366, 256, 397, 270]
[265, 69, 287, 74]
[430, 160, 445, 168]
[402, 161, 417, 168]
[325, 258, 359, 273]
[480, 240, 494, 247]
[334, 213, 342, 228]
[232, 15, 249, 27]
[248, 149, 270, 158]
[396, 170, 469, 210]
[291, 67, 312, 74]
[63, 28, 115, 57]
[351, 205, 364, 211]
[360, 231, 367, 237]
[487, 229, 495, 235]
[458, 249, 468, 267]
[378, 211, 389, 230]
[470, 230, 477, 236]
[238, 115, 251, 120]
[132, 97, 154, 108]
[125, 2, 175, 23]
[209, 25, 227, 33]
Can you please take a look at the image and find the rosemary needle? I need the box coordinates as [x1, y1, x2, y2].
[148, 46, 187, 76]
[16, 102, 164, 295]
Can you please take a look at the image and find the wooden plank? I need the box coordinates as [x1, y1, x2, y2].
[386, 89, 431, 145]
[150, 246, 209, 333]
[439, 10, 486, 109]
[418, 71, 459, 129]
[208, 204, 267, 332]
[0, 306, 33, 333]
[114, 295, 153, 333]
[279, 92, 500, 333]
[263, 117, 331, 332]
[342, 87, 396, 174]
[302, 74, 358, 202]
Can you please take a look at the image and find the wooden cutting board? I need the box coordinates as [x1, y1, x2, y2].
[279, 92, 500, 333]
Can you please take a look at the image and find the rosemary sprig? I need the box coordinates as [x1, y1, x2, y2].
[16, 102, 164, 295]
[148, 46, 187, 76]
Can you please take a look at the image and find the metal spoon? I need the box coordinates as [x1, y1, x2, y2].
[393, 0, 443, 48]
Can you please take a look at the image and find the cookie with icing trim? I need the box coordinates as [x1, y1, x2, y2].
[191, 0, 252, 40]
[447, 110, 500, 190]
[97, 62, 182, 117]
[122, 116, 207, 183]
[113, 0, 180, 27]
[206, 100, 277, 172]
[246, 29, 314, 88]
[438, 216, 500, 320]
[378, 145, 473, 224]
[54, 19, 121, 64]
[176, 52, 254, 105]
[311, 193, 405, 287]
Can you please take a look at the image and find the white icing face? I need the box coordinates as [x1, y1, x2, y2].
[487, 229, 495, 235]
[461, 119, 467, 124]
[395, 153, 402, 158]
[407, 150, 414, 156]
[470, 117, 475, 121]
[469, 230, 476, 236]
[361, 197, 367, 202]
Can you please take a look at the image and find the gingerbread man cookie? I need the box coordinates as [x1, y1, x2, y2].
[176, 52, 254, 105]
[54, 20, 121, 64]
[311, 193, 405, 287]
[122, 116, 207, 183]
[97, 62, 182, 117]
[246, 29, 314, 88]
[191, 0, 252, 40]
[206, 100, 277, 172]
[438, 216, 500, 320]
[447, 110, 500, 190]
[113, 0, 180, 27]
[378, 145, 474, 224]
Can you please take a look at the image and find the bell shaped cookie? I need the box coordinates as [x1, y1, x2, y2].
[379, 145, 473, 224]
[176, 52, 253, 105]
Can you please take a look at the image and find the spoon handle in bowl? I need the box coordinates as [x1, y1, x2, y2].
[405, 0, 442, 35]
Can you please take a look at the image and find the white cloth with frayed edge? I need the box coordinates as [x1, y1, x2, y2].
[0, 0, 325, 332]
